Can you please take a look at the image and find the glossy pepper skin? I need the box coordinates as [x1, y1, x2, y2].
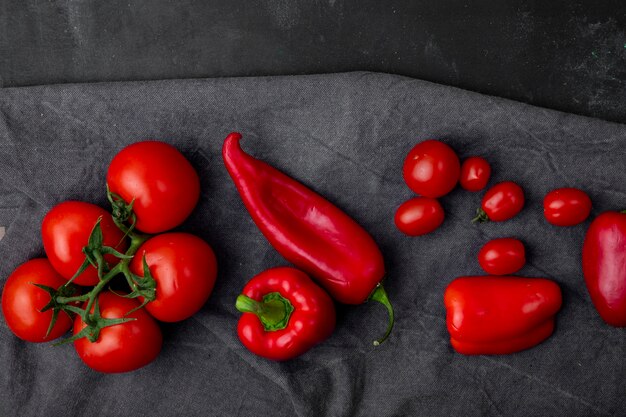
[444, 276, 562, 355]
[582, 211, 626, 326]
[235, 267, 336, 361]
[223, 132, 393, 344]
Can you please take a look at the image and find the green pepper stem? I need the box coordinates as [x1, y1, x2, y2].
[369, 283, 394, 346]
[235, 292, 294, 332]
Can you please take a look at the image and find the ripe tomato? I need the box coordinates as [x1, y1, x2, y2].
[130, 233, 217, 322]
[476, 181, 525, 222]
[73, 292, 162, 373]
[394, 197, 445, 236]
[543, 188, 592, 226]
[1, 259, 74, 342]
[402, 140, 460, 198]
[478, 238, 526, 275]
[42, 201, 127, 286]
[460, 157, 491, 192]
[106, 141, 200, 234]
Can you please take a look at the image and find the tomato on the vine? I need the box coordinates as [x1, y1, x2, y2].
[460, 157, 491, 192]
[106, 141, 200, 234]
[543, 188, 592, 226]
[394, 197, 445, 236]
[402, 140, 460, 198]
[474, 181, 525, 223]
[478, 238, 526, 275]
[73, 292, 162, 373]
[42, 201, 127, 286]
[130, 233, 217, 322]
[1, 259, 74, 342]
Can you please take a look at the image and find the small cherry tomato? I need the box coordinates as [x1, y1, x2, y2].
[543, 188, 592, 226]
[460, 157, 491, 192]
[130, 233, 217, 322]
[394, 197, 445, 236]
[402, 140, 460, 198]
[107, 141, 200, 234]
[478, 238, 526, 275]
[73, 292, 162, 373]
[42, 201, 128, 286]
[1, 259, 74, 342]
[474, 181, 525, 223]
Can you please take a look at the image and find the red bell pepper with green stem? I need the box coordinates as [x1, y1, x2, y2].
[235, 267, 336, 361]
[444, 276, 562, 355]
[223, 132, 394, 345]
[582, 211, 626, 326]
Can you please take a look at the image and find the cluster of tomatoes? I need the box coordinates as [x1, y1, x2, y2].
[1, 141, 217, 373]
[395, 140, 593, 265]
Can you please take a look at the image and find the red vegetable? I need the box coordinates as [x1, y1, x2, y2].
[444, 276, 562, 355]
[460, 157, 491, 192]
[42, 201, 128, 286]
[73, 292, 162, 373]
[235, 267, 336, 361]
[1, 259, 75, 342]
[402, 140, 460, 198]
[394, 197, 445, 236]
[130, 233, 218, 322]
[107, 141, 200, 234]
[543, 188, 592, 226]
[478, 238, 526, 275]
[582, 211, 626, 326]
[473, 181, 524, 223]
[223, 132, 393, 344]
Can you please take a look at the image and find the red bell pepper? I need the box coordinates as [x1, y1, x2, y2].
[444, 276, 562, 355]
[235, 267, 336, 361]
[582, 211, 626, 326]
[223, 132, 394, 344]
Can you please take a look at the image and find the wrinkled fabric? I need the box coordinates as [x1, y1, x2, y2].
[0, 72, 624, 417]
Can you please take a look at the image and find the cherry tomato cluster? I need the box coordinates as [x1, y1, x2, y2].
[1, 141, 217, 373]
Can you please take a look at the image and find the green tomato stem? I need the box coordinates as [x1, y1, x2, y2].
[369, 283, 395, 346]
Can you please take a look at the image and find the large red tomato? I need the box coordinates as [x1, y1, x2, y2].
[106, 141, 200, 233]
[402, 140, 460, 198]
[1, 259, 74, 342]
[73, 292, 162, 373]
[42, 201, 127, 286]
[130, 233, 217, 322]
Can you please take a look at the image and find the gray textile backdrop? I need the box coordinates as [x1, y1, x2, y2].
[0, 72, 624, 417]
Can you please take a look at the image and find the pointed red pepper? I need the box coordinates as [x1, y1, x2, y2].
[235, 267, 336, 361]
[444, 276, 562, 355]
[582, 211, 626, 326]
[223, 132, 394, 345]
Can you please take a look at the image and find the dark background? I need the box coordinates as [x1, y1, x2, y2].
[1, 1, 625, 123]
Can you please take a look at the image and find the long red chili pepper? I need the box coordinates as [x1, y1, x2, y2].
[223, 132, 394, 345]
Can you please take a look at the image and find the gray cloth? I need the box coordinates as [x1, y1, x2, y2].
[0, 72, 624, 417]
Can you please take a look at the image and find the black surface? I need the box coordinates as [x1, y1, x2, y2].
[0, 73, 625, 417]
[1, 1, 626, 123]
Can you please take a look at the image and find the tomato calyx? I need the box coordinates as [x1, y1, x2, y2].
[55, 297, 136, 345]
[32, 282, 79, 338]
[368, 283, 395, 346]
[67, 217, 132, 286]
[236, 292, 294, 331]
[471, 208, 489, 223]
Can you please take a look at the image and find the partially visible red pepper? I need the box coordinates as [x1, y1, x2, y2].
[444, 276, 562, 355]
[235, 267, 336, 361]
[582, 211, 626, 326]
[223, 132, 393, 344]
